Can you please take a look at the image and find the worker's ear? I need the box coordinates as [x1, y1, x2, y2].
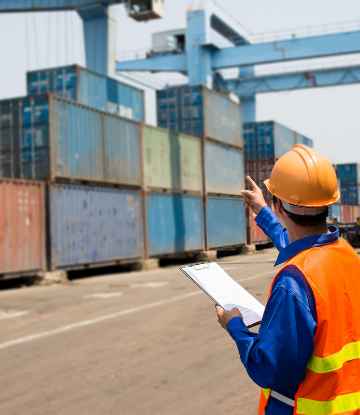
[278, 200, 284, 215]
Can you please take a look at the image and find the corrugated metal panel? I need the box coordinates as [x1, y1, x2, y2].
[27, 65, 145, 121]
[251, 201, 274, 244]
[157, 86, 243, 147]
[340, 184, 360, 205]
[52, 96, 104, 181]
[203, 88, 243, 147]
[103, 114, 142, 185]
[0, 179, 45, 275]
[146, 193, 204, 256]
[341, 205, 353, 223]
[245, 160, 275, 201]
[144, 125, 202, 192]
[295, 133, 314, 148]
[244, 121, 298, 160]
[336, 163, 360, 184]
[207, 197, 246, 249]
[48, 184, 143, 270]
[205, 141, 244, 195]
[0, 94, 142, 186]
[328, 204, 341, 222]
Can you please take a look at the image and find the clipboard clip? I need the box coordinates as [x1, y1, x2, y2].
[193, 262, 210, 271]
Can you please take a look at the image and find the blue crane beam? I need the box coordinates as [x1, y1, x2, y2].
[221, 65, 360, 95]
[212, 31, 360, 69]
[116, 31, 360, 74]
[116, 53, 187, 72]
[0, 0, 121, 12]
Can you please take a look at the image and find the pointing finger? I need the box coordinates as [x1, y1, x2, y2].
[246, 176, 260, 192]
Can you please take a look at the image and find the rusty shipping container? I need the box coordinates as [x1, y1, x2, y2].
[144, 125, 202, 192]
[245, 160, 275, 201]
[249, 201, 274, 244]
[341, 205, 353, 223]
[0, 179, 45, 276]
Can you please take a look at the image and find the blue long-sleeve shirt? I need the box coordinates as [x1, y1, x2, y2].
[227, 206, 339, 414]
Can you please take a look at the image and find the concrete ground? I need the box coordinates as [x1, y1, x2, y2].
[0, 247, 280, 415]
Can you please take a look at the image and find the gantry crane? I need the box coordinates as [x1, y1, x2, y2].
[0, 0, 164, 77]
[115, 0, 360, 122]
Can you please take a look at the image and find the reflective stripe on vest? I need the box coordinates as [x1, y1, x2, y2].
[258, 238, 360, 415]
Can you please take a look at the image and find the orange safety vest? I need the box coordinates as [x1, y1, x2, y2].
[258, 237, 360, 415]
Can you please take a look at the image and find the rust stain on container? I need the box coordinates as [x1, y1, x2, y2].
[0, 179, 45, 275]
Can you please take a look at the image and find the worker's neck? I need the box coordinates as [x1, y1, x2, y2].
[287, 222, 330, 244]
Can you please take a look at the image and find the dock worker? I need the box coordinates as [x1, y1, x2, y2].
[215, 144, 360, 415]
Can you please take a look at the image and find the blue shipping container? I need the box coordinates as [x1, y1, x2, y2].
[146, 193, 204, 256]
[295, 133, 314, 148]
[328, 204, 341, 221]
[0, 94, 141, 185]
[207, 197, 246, 249]
[336, 163, 360, 184]
[340, 184, 360, 205]
[27, 65, 144, 121]
[205, 141, 244, 195]
[243, 121, 298, 161]
[48, 184, 144, 270]
[157, 86, 243, 148]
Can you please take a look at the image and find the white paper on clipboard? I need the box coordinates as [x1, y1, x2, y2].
[180, 262, 265, 328]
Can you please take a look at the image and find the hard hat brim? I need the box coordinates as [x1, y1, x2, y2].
[264, 179, 341, 207]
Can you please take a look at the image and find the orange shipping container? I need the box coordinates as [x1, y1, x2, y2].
[0, 180, 45, 276]
[352, 206, 359, 223]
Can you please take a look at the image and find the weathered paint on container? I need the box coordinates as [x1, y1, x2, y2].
[207, 197, 246, 249]
[0, 179, 45, 275]
[144, 125, 202, 192]
[146, 193, 204, 256]
[157, 86, 243, 147]
[245, 160, 275, 201]
[103, 114, 142, 185]
[340, 184, 360, 205]
[341, 205, 353, 223]
[48, 184, 143, 270]
[27, 65, 144, 121]
[336, 163, 360, 184]
[250, 201, 274, 244]
[352, 206, 359, 222]
[205, 141, 244, 195]
[328, 204, 341, 222]
[0, 94, 141, 185]
[243, 121, 297, 161]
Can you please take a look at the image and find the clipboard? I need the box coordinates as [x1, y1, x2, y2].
[180, 261, 265, 328]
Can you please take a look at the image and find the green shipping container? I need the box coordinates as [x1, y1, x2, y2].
[144, 125, 202, 192]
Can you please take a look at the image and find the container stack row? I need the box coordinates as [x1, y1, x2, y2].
[332, 163, 360, 224]
[0, 67, 247, 278]
[243, 121, 314, 244]
[157, 85, 246, 251]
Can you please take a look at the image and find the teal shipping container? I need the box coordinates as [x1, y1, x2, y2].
[328, 204, 341, 222]
[207, 197, 246, 249]
[157, 86, 243, 148]
[336, 163, 360, 184]
[295, 132, 314, 148]
[48, 184, 143, 270]
[146, 193, 204, 256]
[0, 94, 141, 185]
[27, 65, 144, 121]
[205, 141, 244, 195]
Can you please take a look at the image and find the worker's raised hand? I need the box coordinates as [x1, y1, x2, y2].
[215, 304, 243, 331]
[241, 176, 267, 215]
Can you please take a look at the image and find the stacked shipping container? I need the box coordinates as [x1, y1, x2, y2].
[157, 86, 246, 250]
[243, 121, 314, 244]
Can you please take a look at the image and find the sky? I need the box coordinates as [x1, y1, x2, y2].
[1, 0, 360, 164]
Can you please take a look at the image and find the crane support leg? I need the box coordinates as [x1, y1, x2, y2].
[77, 4, 116, 77]
[239, 65, 256, 122]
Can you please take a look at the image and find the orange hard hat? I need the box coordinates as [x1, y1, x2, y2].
[264, 144, 340, 207]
